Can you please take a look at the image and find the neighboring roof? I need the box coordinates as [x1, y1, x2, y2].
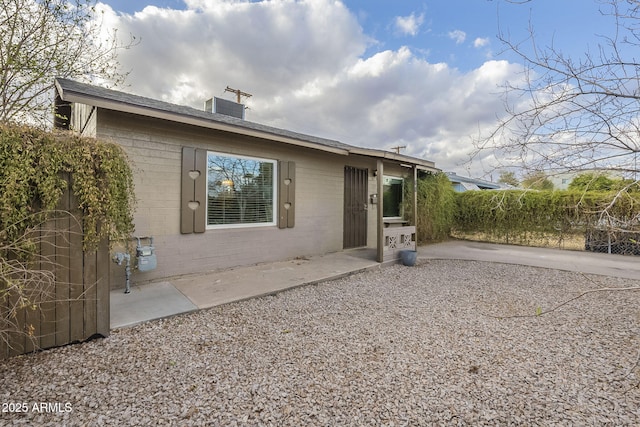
[55, 78, 437, 170]
[458, 182, 481, 191]
[446, 172, 503, 190]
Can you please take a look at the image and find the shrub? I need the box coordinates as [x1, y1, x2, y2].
[0, 122, 136, 251]
[452, 189, 640, 245]
[405, 172, 456, 243]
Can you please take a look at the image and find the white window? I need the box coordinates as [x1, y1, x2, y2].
[383, 176, 403, 218]
[206, 152, 277, 228]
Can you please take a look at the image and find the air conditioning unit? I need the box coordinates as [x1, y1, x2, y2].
[204, 97, 245, 119]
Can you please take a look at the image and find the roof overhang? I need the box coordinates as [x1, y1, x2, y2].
[55, 79, 440, 170]
[55, 80, 350, 156]
[349, 147, 438, 171]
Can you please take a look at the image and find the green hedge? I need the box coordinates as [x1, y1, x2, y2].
[452, 189, 640, 244]
[405, 172, 456, 243]
[0, 122, 136, 253]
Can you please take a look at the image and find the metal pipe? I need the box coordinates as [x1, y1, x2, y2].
[112, 252, 131, 294]
[124, 254, 131, 294]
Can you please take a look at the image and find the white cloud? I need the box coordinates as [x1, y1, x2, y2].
[394, 12, 424, 37]
[474, 37, 490, 48]
[95, 0, 522, 176]
[448, 30, 466, 45]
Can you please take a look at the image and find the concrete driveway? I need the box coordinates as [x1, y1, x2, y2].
[419, 240, 640, 280]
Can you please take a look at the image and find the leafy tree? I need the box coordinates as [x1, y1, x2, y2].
[498, 170, 519, 187]
[521, 171, 553, 191]
[0, 0, 136, 127]
[569, 173, 617, 192]
[568, 172, 639, 192]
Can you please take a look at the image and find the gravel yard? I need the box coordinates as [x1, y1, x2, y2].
[1, 259, 639, 426]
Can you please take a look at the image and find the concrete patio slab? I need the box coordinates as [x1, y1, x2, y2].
[110, 281, 197, 329]
[110, 249, 382, 329]
[171, 249, 381, 309]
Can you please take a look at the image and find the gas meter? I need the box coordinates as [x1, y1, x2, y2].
[135, 236, 157, 272]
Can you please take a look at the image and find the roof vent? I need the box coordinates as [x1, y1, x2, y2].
[205, 97, 245, 119]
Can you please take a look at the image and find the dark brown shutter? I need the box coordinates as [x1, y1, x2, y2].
[278, 161, 295, 229]
[181, 147, 207, 233]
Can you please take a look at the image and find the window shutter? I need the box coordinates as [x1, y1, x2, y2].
[181, 147, 207, 233]
[278, 161, 295, 229]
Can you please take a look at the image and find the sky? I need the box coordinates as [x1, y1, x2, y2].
[93, 0, 611, 178]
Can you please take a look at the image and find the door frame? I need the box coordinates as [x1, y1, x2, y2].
[343, 166, 368, 249]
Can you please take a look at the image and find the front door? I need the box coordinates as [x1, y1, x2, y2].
[343, 166, 368, 249]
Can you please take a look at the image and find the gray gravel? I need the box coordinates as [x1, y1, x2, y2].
[1, 259, 639, 426]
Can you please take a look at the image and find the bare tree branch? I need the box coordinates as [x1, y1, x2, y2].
[0, 0, 138, 127]
[476, 0, 640, 179]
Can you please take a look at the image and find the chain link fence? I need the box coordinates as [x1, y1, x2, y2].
[451, 227, 640, 256]
[451, 188, 640, 256]
[584, 229, 640, 255]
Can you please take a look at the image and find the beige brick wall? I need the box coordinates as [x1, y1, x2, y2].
[91, 109, 417, 289]
[95, 111, 390, 288]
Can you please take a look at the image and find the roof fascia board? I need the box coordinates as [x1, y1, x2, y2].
[349, 147, 438, 170]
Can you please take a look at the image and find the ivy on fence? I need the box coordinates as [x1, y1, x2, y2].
[452, 189, 640, 248]
[1, 122, 136, 354]
[0, 122, 136, 253]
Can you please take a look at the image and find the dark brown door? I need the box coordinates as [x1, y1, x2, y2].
[343, 166, 368, 248]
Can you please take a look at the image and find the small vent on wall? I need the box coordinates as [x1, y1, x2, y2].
[204, 97, 245, 119]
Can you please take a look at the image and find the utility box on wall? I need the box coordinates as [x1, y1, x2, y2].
[135, 236, 157, 272]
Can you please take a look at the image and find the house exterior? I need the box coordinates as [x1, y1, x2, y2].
[548, 169, 627, 190]
[54, 78, 439, 290]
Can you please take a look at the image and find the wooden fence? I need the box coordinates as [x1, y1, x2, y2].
[1, 187, 110, 360]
